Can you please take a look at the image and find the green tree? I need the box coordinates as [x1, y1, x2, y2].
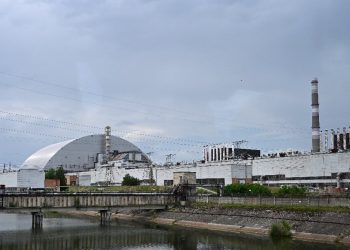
[45, 168, 56, 179]
[122, 174, 140, 186]
[45, 167, 66, 189]
[56, 167, 66, 187]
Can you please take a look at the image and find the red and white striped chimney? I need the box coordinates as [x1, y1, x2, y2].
[311, 78, 321, 153]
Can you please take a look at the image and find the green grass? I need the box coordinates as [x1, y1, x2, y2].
[68, 185, 172, 193]
[196, 187, 217, 195]
[189, 201, 350, 213]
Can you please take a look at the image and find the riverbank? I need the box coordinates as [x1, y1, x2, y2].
[59, 206, 350, 246]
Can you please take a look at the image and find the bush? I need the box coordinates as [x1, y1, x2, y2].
[270, 221, 292, 238]
[224, 183, 272, 196]
[277, 186, 306, 197]
[122, 174, 140, 186]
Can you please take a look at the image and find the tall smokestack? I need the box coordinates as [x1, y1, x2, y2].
[311, 78, 321, 153]
[105, 126, 111, 161]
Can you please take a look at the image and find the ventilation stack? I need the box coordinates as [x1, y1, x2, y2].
[311, 78, 321, 153]
[338, 130, 344, 150]
[105, 126, 111, 161]
[346, 127, 350, 150]
[331, 129, 338, 152]
[343, 127, 347, 150]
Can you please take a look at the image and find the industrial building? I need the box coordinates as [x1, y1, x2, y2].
[251, 78, 350, 188]
[1, 78, 350, 190]
[1, 127, 151, 188]
[78, 78, 350, 188]
[21, 128, 149, 172]
[0, 167, 45, 189]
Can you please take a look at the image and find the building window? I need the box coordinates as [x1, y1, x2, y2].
[196, 178, 225, 185]
[164, 180, 174, 186]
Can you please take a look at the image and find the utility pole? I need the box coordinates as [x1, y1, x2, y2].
[233, 140, 248, 149]
[165, 154, 176, 165]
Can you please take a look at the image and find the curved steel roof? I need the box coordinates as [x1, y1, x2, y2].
[21, 135, 142, 171]
[21, 140, 74, 170]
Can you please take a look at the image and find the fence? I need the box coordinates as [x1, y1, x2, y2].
[190, 196, 350, 207]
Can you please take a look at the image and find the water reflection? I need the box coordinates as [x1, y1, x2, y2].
[0, 213, 347, 250]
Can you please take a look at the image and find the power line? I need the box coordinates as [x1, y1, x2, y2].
[0, 110, 213, 145]
[0, 71, 310, 134]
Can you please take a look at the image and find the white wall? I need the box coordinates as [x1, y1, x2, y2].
[253, 152, 350, 178]
[78, 173, 92, 186]
[0, 172, 18, 187]
[79, 162, 250, 186]
[155, 162, 250, 186]
[90, 167, 152, 185]
[17, 169, 45, 188]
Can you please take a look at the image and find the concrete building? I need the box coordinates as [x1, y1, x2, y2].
[6, 78, 349, 190]
[0, 168, 45, 189]
[252, 151, 350, 187]
[173, 172, 196, 185]
[77, 159, 251, 187]
[11, 130, 150, 188]
[0, 171, 17, 187]
[155, 161, 252, 186]
[17, 167, 45, 189]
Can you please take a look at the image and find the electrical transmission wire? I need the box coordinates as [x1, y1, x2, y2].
[0, 70, 310, 134]
[0, 110, 213, 145]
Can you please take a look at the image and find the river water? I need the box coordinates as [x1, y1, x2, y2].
[0, 212, 347, 250]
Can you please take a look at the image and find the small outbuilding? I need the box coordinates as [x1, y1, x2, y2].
[173, 172, 196, 186]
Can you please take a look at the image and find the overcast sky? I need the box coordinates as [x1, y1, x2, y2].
[1, 0, 350, 165]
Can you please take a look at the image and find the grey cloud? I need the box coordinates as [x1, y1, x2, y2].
[0, 0, 350, 163]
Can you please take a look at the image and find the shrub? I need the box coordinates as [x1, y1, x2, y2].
[277, 186, 306, 197]
[122, 174, 140, 186]
[270, 221, 292, 238]
[224, 183, 272, 196]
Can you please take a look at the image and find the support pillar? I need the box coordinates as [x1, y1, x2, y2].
[99, 209, 112, 225]
[31, 211, 43, 229]
[336, 173, 342, 189]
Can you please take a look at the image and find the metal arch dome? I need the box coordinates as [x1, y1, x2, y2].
[21, 135, 142, 171]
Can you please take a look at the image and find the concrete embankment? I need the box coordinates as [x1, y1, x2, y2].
[59, 207, 350, 246]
